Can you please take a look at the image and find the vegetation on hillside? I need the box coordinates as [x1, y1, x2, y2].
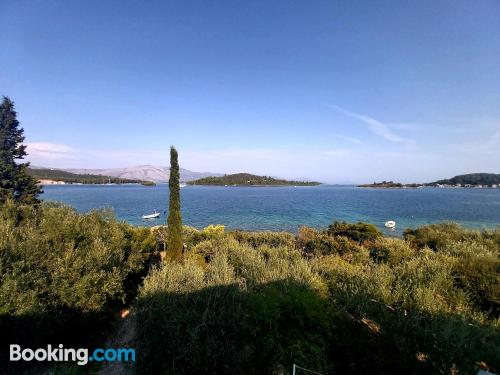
[0, 96, 40, 204]
[187, 173, 320, 186]
[0, 201, 158, 374]
[428, 173, 500, 186]
[27, 167, 155, 185]
[133, 221, 499, 374]
[0, 201, 498, 374]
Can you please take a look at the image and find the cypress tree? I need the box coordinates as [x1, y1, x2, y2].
[0, 96, 40, 205]
[167, 146, 183, 260]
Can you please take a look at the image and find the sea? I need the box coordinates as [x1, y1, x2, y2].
[40, 184, 500, 235]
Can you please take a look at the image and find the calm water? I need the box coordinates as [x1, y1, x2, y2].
[40, 184, 500, 234]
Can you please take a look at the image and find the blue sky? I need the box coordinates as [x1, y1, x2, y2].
[1, 0, 499, 183]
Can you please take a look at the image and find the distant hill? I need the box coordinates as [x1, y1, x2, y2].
[187, 173, 320, 186]
[63, 165, 222, 182]
[428, 173, 500, 187]
[358, 181, 422, 188]
[27, 168, 153, 185]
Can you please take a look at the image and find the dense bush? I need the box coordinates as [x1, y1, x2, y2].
[0, 201, 157, 373]
[403, 222, 485, 250]
[404, 223, 500, 314]
[327, 221, 382, 243]
[132, 221, 499, 374]
[134, 240, 330, 375]
[0, 201, 156, 314]
[1, 205, 498, 374]
[369, 237, 415, 265]
[316, 248, 499, 374]
[297, 226, 362, 257]
[229, 229, 296, 248]
[152, 224, 227, 251]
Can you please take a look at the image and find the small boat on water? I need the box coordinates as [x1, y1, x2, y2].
[385, 220, 396, 229]
[180, 183, 187, 188]
[142, 211, 160, 220]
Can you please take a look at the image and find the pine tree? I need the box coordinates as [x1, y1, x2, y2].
[0, 96, 40, 205]
[167, 146, 183, 260]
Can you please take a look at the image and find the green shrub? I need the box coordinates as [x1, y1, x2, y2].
[403, 222, 482, 250]
[297, 226, 339, 256]
[404, 224, 500, 314]
[441, 240, 500, 314]
[135, 240, 330, 374]
[3, 203, 499, 375]
[152, 224, 227, 252]
[202, 224, 225, 238]
[316, 248, 499, 374]
[0, 201, 157, 373]
[369, 237, 416, 265]
[229, 229, 295, 248]
[327, 221, 382, 243]
[0, 202, 158, 314]
[297, 226, 363, 258]
[455, 254, 500, 313]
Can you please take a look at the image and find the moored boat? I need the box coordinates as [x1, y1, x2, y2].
[385, 220, 396, 229]
[142, 211, 160, 219]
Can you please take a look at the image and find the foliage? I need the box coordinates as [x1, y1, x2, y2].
[297, 226, 362, 257]
[327, 221, 382, 243]
[369, 237, 416, 265]
[202, 224, 225, 238]
[404, 222, 481, 250]
[1, 202, 498, 374]
[134, 221, 499, 374]
[167, 146, 183, 260]
[0, 201, 156, 314]
[135, 240, 330, 375]
[230, 229, 295, 248]
[187, 172, 320, 186]
[0, 201, 157, 373]
[439, 238, 500, 315]
[0, 96, 40, 204]
[316, 248, 499, 374]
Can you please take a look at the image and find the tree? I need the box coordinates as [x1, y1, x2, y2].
[167, 146, 183, 260]
[0, 96, 40, 204]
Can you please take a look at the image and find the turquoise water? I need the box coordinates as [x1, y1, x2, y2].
[40, 184, 500, 234]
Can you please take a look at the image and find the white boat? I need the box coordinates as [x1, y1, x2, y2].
[142, 211, 160, 220]
[384, 220, 396, 229]
[180, 183, 187, 188]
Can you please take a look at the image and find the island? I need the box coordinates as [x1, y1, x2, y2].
[186, 173, 320, 186]
[28, 168, 156, 186]
[358, 181, 423, 188]
[358, 173, 500, 189]
[426, 173, 500, 188]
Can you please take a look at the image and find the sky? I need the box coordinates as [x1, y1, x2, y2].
[1, 0, 499, 183]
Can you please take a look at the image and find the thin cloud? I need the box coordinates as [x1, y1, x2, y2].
[25, 142, 169, 167]
[333, 134, 363, 144]
[389, 122, 422, 131]
[329, 105, 408, 143]
[26, 142, 76, 160]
